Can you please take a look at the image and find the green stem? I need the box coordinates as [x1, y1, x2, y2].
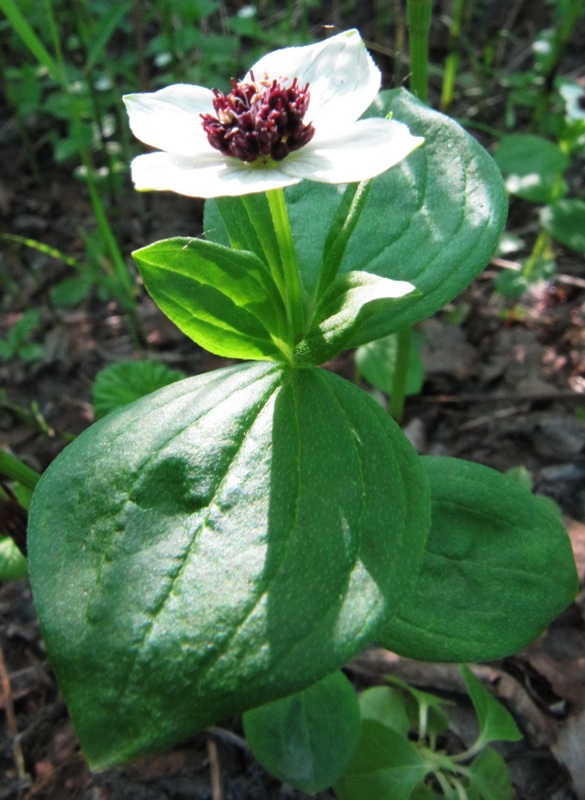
[439, 0, 466, 112]
[0, 450, 41, 491]
[406, 0, 433, 104]
[521, 229, 550, 282]
[266, 187, 304, 342]
[389, 327, 412, 422]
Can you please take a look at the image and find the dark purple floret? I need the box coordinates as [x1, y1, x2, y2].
[201, 76, 315, 163]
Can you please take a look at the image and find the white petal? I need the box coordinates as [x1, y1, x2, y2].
[246, 30, 380, 136]
[123, 85, 215, 157]
[130, 152, 302, 198]
[279, 119, 424, 184]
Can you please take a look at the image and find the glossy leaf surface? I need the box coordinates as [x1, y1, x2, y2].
[28, 362, 429, 768]
[132, 237, 290, 361]
[294, 271, 417, 365]
[243, 671, 360, 794]
[378, 456, 578, 661]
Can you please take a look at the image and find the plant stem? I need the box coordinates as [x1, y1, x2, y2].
[521, 229, 551, 282]
[440, 0, 466, 112]
[266, 188, 304, 342]
[0, 450, 41, 491]
[406, 0, 433, 104]
[389, 327, 412, 422]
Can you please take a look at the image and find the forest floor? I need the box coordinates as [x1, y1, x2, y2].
[1, 4, 585, 798]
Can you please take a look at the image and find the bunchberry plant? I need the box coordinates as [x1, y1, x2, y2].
[27, 30, 577, 774]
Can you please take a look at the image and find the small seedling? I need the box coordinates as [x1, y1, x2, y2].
[0, 310, 44, 363]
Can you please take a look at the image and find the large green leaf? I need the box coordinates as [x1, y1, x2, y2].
[377, 457, 578, 661]
[206, 88, 507, 356]
[243, 670, 360, 794]
[132, 237, 290, 361]
[28, 362, 429, 768]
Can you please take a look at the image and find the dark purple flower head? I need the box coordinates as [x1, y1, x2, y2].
[201, 75, 315, 163]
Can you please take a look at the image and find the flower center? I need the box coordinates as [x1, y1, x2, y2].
[201, 74, 315, 164]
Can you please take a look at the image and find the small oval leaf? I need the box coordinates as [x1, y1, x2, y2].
[243, 671, 360, 794]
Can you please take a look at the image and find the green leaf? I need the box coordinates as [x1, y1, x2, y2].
[12, 310, 41, 343]
[377, 456, 578, 661]
[85, 0, 133, 71]
[467, 747, 514, 800]
[359, 686, 411, 737]
[334, 720, 429, 800]
[132, 237, 291, 361]
[294, 271, 417, 366]
[206, 89, 507, 360]
[243, 670, 360, 794]
[494, 134, 568, 203]
[461, 665, 522, 749]
[50, 273, 95, 307]
[356, 332, 425, 396]
[495, 269, 531, 298]
[28, 362, 429, 768]
[18, 342, 44, 362]
[541, 198, 585, 254]
[0, 0, 61, 82]
[0, 538, 27, 581]
[92, 360, 187, 419]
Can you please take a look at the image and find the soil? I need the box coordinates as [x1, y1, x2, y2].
[1, 5, 585, 799]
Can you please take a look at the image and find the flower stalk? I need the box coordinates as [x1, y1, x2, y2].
[266, 188, 305, 343]
[407, 0, 433, 104]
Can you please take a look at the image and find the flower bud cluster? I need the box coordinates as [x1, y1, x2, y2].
[201, 75, 315, 163]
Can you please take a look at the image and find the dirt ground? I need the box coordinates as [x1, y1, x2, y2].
[2, 5, 585, 798]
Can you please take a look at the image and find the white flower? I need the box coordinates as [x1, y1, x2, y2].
[123, 30, 423, 198]
[559, 81, 585, 122]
